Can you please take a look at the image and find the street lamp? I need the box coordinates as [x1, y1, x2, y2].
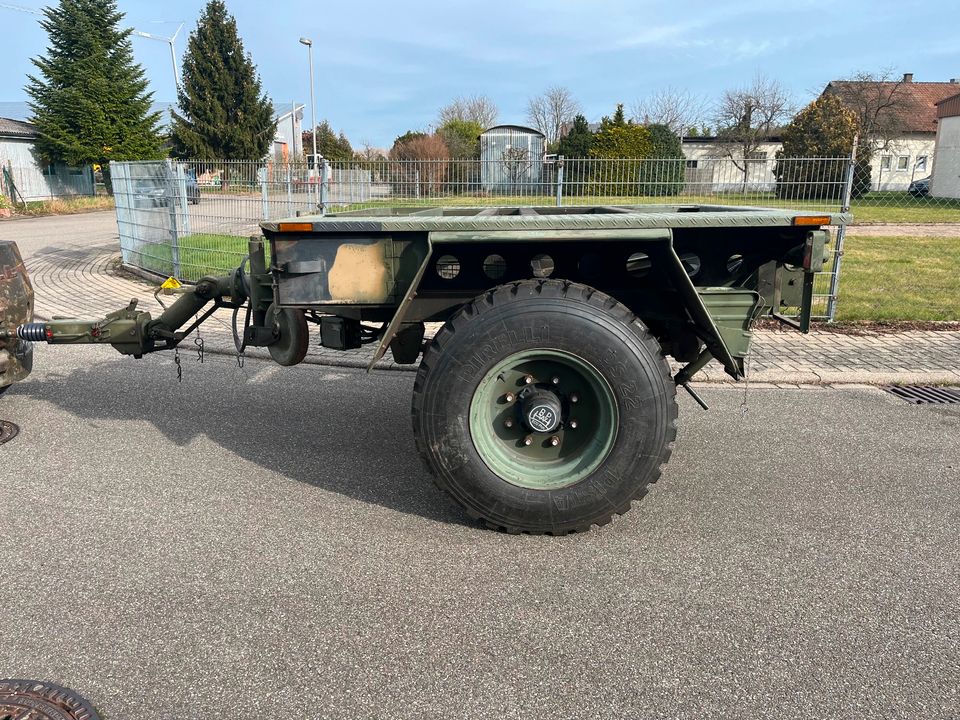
[299, 37, 318, 163]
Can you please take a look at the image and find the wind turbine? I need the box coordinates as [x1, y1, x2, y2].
[132, 22, 186, 92]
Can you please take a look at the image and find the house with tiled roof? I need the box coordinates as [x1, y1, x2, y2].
[1, 117, 94, 202]
[822, 74, 960, 191]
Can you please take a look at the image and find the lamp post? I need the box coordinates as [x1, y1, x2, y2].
[299, 37, 318, 164]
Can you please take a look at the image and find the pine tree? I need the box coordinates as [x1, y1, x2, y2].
[556, 115, 593, 158]
[25, 0, 162, 173]
[639, 123, 684, 196]
[302, 121, 354, 161]
[171, 0, 274, 160]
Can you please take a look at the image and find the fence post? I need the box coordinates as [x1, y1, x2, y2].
[260, 166, 269, 220]
[286, 164, 293, 215]
[415, 166, 421, 200]
[164, 159, 182, 280]
[319, 157, 329, 215]
[555, 155, 564, 207]
[826, 135, 858, 322]
[174, 161, 192, 237]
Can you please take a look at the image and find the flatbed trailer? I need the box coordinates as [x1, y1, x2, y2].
[0, 204, 847, 533]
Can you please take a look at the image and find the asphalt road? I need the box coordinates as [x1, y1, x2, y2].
[2, 210, 119, 260]
[1, 345, 958, 719]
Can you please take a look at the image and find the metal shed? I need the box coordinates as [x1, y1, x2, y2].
[479, 124, 546, 193]
[1, 117, 94, 201]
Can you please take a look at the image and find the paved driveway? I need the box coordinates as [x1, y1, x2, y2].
[1, 345, 958, 719]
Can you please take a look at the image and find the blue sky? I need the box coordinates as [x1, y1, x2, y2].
[1, 0, 958, 147]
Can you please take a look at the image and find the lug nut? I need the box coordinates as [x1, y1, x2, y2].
[504, 392, 515, 403]
[523, 435, 534, 446]
[504, 418, 514, 428]
[568, 419, 578, 429]
[551, 376, 560, 385]
[549, 436, 560, 447]
[570, 393, 580, 403]
[524, 375, 535, 385]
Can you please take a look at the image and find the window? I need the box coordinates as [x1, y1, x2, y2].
[880, 156, 892, 171]
[42, 163, 56, 177]
[685, 159, 699, 169]
[897, 156, 909, 171]
[916, 156, 928, 172]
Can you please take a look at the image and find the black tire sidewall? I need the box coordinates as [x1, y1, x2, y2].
[416, 290, 674, 532]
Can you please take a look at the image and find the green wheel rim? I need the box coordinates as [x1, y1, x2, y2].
[468, 349, 618, 490]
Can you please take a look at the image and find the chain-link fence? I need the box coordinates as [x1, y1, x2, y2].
[111, 155, 959, 319]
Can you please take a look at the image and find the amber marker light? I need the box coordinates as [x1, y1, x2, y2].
[277, 222, 314, 232]
[793, 215, 831, 226]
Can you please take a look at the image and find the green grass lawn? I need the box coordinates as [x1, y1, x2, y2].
[131, 234, 251, 280]
[846, 194, 960, 224]
[836, 235, 960, 321]
[131, 232, 959, 323]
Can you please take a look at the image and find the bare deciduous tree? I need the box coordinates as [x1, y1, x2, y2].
[714, 74, 793, 188]
[438, 94, 499, 129]
[501, 146, 532, 188]
[389, 133, 450, 196]
[526, 86, 582, 148]
[631, 86, 707, 137]
[356, 141, 386, 163]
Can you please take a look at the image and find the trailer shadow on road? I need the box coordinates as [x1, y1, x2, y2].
[12, 350, 472, 528]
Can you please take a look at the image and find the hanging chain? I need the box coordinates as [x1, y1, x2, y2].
[739, 351, 751, 418]
[193, 314, 204, 364]
[237, 350, 245, 369]
[174, 346, 182, 383]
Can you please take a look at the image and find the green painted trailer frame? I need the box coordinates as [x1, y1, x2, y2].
[261, 204, 847, 381]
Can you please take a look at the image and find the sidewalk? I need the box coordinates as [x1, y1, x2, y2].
[18, 230, 960, 387]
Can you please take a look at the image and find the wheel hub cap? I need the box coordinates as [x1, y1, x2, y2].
[468, 349, 619, 490]
[520, 388, 562, 433]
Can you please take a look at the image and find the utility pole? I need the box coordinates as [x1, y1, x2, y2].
[299, 37, 319, 164]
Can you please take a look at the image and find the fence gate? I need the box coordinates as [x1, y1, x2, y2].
[113, 160, 191, 278]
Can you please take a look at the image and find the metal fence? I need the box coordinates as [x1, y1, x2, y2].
[110, 155, 960, 319]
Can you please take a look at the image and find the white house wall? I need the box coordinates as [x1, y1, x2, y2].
[681, 141, 783, 192]
[931, 116, 960, 199]
[870, 135, 935, 191]
[682, 135, 934, 193]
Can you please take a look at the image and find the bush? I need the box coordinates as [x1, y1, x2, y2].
[775, 94, 870, 201]
[638, 123, 684, 196]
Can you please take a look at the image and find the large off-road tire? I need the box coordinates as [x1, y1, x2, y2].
[412, 279, 677, 534]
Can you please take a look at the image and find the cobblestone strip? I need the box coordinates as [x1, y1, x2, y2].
[21, 245, 960, 385]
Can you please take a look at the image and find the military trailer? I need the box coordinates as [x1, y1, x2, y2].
[0, 205, 845, 534]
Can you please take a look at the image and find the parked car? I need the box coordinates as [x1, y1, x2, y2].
[131, 170, 200, 208]
[131, 180, 169, 208]
[908, 176, 931, 197]
[185, 168, 201, 204]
